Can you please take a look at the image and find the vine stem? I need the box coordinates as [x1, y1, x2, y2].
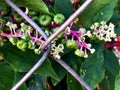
[41, 0, 94, 50]
[5, 0, 51, 90]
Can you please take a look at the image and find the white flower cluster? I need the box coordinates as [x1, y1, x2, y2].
[90, 21, 116, 42]
[50, 39, 64, 59]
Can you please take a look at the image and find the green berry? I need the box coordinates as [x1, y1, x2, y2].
[57, 33, 64, 39]
[34, 49, 41, 55]
[90, 34, 96, 41]
[66, 40, 78, 49]
[14, 13, 24, 22]
[0, 17, 7, 24]
[54, 14, 65, 24]
[21, 25, 28, 32]
[28, 11, 36, 16]
[38, 14, 52, 26]
[9, 37, 18, 45]
[32, 16, 38, 22]
[27, 41, 33, 49]
[22, 34, 30, 41]
[74, 49, 84, 57]
[17, 40, 28, 50]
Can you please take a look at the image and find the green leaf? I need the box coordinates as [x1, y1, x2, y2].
[114, 71, 120, 90]
[103, 49, 120, 76]
[67, 53, 83, 90]
[78, 0, 118, 27]
[67, 74, 84, 90]
[54, 0, 74, 18]
[100, 70, 116, 90]
[51, 51, 81, 86]
[0, 43, 58, 80]
[109, 13, 120, 25]
[51, 59, 67, 86]
[91, 0, 118, 24]
[36, 58, 59, 80]
[115, 26, 120, 36]
[27, 74, 47, 90]
[13, 0, 50, 14]
[80, 46, 105, 89]
[0, 0, 5, 4]
[0, 61, 15, 90]
[13, 72, 28, 90]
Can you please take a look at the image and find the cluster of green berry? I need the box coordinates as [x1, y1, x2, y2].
[0, 6, 66, 56]
[0, 5, 116, 59]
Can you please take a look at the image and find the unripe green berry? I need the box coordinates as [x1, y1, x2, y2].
[28, 11, 36, 16]
[21, 25, 28, 32]
[34, 49, 41, 55]
[27, 41, 33, 49]
[66, 40, 78, 49]
[90, 34, 96, 41]
[38, 14, 52, 26]
[9, 37, 18, 45]
[54, 14, 65, 24]
[17, 40, 28, 50]
[74, 49, 84, 57]
[0, 17, 7, 24]
[32, 16, 38, 22]
[57, 33, 64, 39]
[22, 34, 30, 41]
[14, 13, 24, 22]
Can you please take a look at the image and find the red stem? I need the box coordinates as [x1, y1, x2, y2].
[104, 42, 120, 50]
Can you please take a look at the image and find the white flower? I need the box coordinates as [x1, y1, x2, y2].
[79, 37, 85, 42]
[90, 25, 95, 29]
[20, 23, 25, 26]
[79, 28, 86, 34]
[87, 43, 92, 48]
[58, 44, 64, 50]
[55, 54, 61, 59]
[85, 31, 92, 37]
[90, 49, 95, 54]
[84, 53, 88, 58]
[100, 21, 106, 25]
[65, 27, 71, 35]
[50, 43, 64, 59]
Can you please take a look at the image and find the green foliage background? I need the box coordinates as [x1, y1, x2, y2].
[0, 0, 120, 90]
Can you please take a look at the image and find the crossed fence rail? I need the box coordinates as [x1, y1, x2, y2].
[5, 0, 94, 90]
